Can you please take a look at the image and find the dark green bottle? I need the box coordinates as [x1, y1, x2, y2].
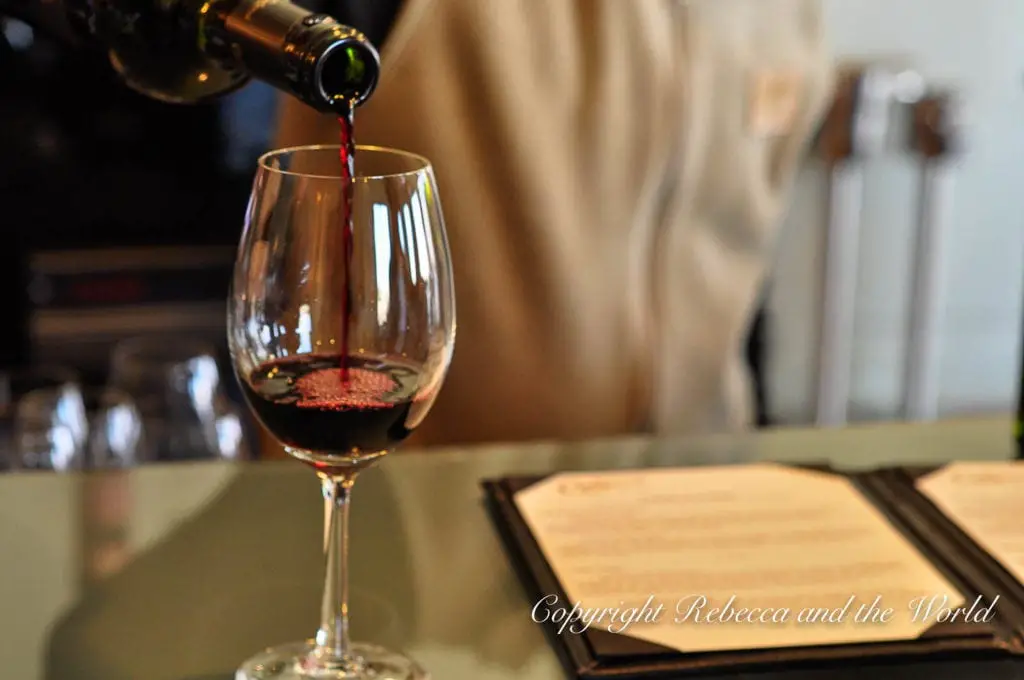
[1, 0, 380, 111]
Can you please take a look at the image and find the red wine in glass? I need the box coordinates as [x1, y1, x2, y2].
[243, 354, 427, 465]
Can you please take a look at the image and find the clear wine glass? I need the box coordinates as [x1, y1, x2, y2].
[228, 144, 455, 680]
[86, 387, 145, 469]
[0, 367, 89, 472]
[109, 337, 248, 461]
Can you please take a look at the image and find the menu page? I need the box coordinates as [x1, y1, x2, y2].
[917, 461, 1024, 584]
[514, 464, 967, 653]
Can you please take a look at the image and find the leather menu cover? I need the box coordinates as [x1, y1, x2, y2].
[868, 464, 1024, 638]
[482, 465, 1023, 680]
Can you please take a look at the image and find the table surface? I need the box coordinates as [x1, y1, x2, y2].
[0, 416, 1015, 680]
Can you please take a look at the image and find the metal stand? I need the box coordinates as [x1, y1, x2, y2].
[814, 65, 923, 426]
[817, 160, 864, 427]
[903, 91, 963, 420]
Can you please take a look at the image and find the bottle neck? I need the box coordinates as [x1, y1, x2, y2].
[200, 0, 379, 112]
[0, 0, 379, 109]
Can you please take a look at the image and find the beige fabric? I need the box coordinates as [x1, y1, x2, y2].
[274, 0, 835, 448]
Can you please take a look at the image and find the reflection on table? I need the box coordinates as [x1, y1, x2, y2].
[0, 417, 1012, 680]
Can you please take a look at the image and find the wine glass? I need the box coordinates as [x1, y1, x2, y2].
[0, 367, 89, 472]
[109, 337, 248, 461]
[228, 144, 455, 680]
[86, 387, 145, 468]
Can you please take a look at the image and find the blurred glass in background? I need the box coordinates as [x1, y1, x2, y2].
[0, 367, 87, 471]
[109, 337, 247, 462]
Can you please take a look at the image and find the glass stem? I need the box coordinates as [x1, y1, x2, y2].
[314, 473, 356, 665]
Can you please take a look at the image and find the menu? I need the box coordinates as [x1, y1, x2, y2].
[916, 462, 1024, 584]
[512, 464, 963, 653]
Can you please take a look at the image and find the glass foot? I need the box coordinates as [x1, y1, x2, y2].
[236, 641, 428, 680]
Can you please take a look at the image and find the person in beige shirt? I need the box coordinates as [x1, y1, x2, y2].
[274, 0, 835, 449]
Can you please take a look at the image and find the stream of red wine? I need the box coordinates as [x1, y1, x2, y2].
[337, 104, 356, 384]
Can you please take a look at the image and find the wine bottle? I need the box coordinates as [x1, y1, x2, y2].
[0, 0, 380, 111]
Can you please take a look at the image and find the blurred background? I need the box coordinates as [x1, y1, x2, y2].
[769, 0, 1024, 424]
[0, 0, 1022, 466]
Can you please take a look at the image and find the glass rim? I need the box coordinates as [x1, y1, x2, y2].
[258, 144, 433, 182]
